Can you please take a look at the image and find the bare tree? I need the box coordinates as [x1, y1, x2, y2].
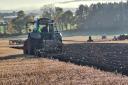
[41, 4, 55, 19]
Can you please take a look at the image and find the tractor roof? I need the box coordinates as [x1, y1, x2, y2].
[38, 18, 54, 24]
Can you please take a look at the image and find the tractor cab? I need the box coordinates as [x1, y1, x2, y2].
[34, 18, 54, 33]
[27, 18, 61, 40]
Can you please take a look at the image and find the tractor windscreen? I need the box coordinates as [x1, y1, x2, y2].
[38, 18, 54, 25]
[26, 18, 54, 33]
[38, 18, 54, 33]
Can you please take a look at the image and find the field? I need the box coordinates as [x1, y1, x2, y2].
[0, 36, 128, 85]
[0, 57, 128, 85]
[0, 40, 22, 57]
[60, 43, 128, 75]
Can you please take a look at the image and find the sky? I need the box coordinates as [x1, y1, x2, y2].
[0, 0, 127, 10]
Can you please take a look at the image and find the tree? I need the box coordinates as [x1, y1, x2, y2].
[17, 10, 25, 18]
[41, 5, 55, 19]
[61, 10, 74, 30]
[75, 5, 89, 29]
[24, 15, 34, 33]
[55, 7, 63, 21]
[12, 10, 26, 34]
[54, 7, 63, 30]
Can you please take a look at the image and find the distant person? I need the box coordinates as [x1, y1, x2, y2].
[113, 36, 117, 41]
[87, 36, 93, 42]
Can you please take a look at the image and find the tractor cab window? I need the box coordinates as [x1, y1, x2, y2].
[54, 24, 58, 32]
[49, 23, 54, 32]
[37, 18, 55, 33]
[38, 23, 54, 33]
[39, 24, 48, 33]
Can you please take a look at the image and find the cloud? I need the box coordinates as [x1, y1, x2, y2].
[0, 0, 50, 10]
[58, 0, 126, 4]
[58, 0, 91, 4]
[0, 0, 126, 10]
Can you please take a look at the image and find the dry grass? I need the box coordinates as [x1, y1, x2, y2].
[0, 57, 127, 85]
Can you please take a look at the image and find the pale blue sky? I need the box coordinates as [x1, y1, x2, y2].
[0, 0, 127, 10]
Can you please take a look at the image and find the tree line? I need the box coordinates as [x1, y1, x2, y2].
[1, 1, 128, 35]
[0, 11, 34, 34]
[42, 2, 128, 34]
[76, 2, 128, 34]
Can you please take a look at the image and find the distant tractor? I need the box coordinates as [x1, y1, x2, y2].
[23, 18, 63, 56]
[116, 34, 128, 40]
[9, 39, 25, 48]
[102, 35, 107, 40]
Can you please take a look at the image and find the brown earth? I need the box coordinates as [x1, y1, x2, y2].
[0, 40, 22, 57]
[0, 36, 87, 57]
[0, 36, 128, 57]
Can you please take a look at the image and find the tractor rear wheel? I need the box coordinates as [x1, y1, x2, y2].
[23, 39, 35, 55]
[27, 39, 35, 55]
[23, 40, 28, 54]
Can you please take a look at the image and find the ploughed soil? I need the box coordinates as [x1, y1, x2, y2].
[0, 36, 128, 75]
[58, 43, 128, 75]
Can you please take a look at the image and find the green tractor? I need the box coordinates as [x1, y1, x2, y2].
[23, 18, 63, 56]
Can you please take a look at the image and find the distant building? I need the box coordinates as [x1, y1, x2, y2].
[0, 19, 5, 24]
[0, 11, 17, 23]
[0, 12, 17, 34]
[3, 15, 17, 23]
[0, 18, 7, 34]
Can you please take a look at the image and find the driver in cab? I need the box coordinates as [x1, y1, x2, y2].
[38, 24, 48, 33]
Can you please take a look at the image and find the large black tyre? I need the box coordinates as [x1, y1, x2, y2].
[27, 38, 35, 55]
[23, 40, 28, 54]
[23, 39, 35, 55]
[57, 43, 63, 53]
